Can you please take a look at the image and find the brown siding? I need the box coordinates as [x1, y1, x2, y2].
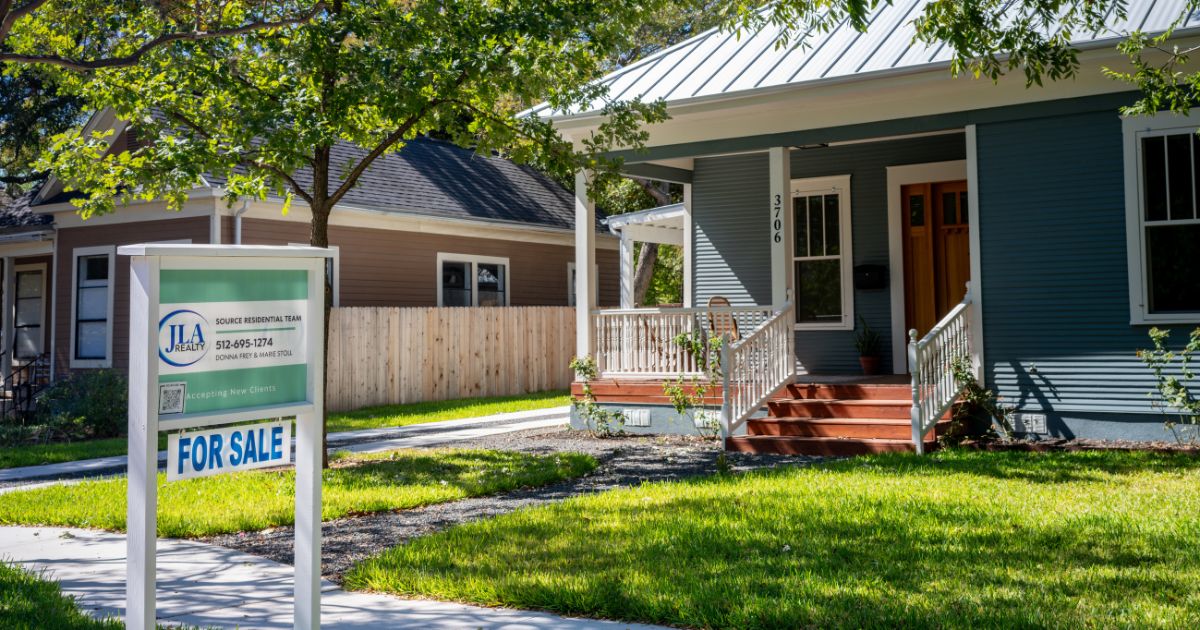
[54, 217, 211, 376]
[239, 217, 619, 307]
[13, 254, 53, 355]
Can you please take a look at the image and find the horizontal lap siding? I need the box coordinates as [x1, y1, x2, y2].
[692, 134, 965, 373]
[239, 218, 619, 307]
[977, 109, 1181, 416]
[54, 217, 211, 377]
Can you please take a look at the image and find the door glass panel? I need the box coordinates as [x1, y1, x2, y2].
[441, 261, 471, 306]
[476, 263, 506, 307]
[1167, 133, 1194, 220]
[807, 195, 823, 256]
[942, 191, 958, 225]
[793, 197, 808, 257]
[823, 194, 839, 255]
[16, 298, 41, 327]
[16, 271, 41, 298]
[795, 259, 841, 323]
[14, 328, 39, 358]
[909, 194, 925, 226]
[960, 191, 968, 224]
[1143, 136, 1169, 221]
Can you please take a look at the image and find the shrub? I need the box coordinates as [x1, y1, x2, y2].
[1138, 327, 1200, 443]
[35, 370, 127, 439]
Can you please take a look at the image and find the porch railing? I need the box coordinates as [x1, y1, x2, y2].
[720, 301, 795, 438]
[908, 285, 974, 454]
[592, 305, 774, 377]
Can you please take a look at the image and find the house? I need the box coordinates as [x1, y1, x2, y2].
[544, 0, 1200, 452]
[0, 112, 619, 390]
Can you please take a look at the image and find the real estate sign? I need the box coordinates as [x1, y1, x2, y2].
[121, 245, 332, 630]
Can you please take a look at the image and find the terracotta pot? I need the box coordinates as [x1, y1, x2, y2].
[859, 355, 882, 376]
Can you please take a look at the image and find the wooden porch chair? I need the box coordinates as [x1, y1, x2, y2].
[707, 295, 740, 342]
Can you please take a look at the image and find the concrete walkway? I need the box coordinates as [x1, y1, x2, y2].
[0, 525, 661, 629]
[0, 406, 570, 484]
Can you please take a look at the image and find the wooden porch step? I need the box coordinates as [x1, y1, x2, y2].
[767, 398, 913, 420]
[725, 435, 933, 456]
[784, 382, 911, 401]
[748, 417, 948, 440]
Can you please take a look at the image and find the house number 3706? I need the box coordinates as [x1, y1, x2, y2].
[772, 193, 783, 243]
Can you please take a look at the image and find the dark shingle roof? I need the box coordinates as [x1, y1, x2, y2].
[0, 190, 54, 234]
[204, 137, 592, 231]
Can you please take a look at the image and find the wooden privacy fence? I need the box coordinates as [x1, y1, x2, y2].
[326, 306, 576, 412]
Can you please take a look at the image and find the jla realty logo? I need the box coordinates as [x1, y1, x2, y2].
[159, 309, 210, 367]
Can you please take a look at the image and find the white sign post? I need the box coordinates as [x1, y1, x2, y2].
[121, 244, 333, 630]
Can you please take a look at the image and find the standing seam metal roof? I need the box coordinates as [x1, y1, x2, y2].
[529, 0, 1200, 118]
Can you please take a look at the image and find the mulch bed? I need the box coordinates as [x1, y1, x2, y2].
[961, 437, 1200, 454]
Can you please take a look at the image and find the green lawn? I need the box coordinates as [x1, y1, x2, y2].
[346, 449, 1200, 629]
[0, 390, 569, 470]
[0, 562, 120, 629]
[0, 448, 594, 537]
[325, 389, 570, 433]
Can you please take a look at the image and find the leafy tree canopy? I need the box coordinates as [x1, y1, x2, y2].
[0, 69, 82, 193]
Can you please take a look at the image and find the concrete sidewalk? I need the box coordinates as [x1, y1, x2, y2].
[0, 406, 570, 484]
[0, 526, 660, 629]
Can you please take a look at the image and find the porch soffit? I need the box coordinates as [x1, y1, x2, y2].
[604, 203, 686, 246]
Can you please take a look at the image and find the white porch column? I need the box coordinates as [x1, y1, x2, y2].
[618, 232, 635, 309]
[682, 184, 694, 307]
[574, 170, 596, 359]
[1, 257, 13, 386]
[769, 147, 793, 306]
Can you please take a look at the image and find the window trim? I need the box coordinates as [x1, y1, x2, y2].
[436, 252, 512, 307]
[791, 175, 854, 331]
[567, 262, 599, 307]
[69, 246, 115, 368]
[1122, 114, 1200, 324]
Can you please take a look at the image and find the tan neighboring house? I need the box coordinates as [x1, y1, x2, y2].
[0, 112, 618, 387]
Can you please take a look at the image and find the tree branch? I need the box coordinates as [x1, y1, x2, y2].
[0, 0, 49, 42]
[0, 1, 326, 71]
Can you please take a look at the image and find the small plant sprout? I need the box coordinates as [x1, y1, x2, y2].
[570, 355, 625, 438]
[1138, 327, 1200, 444]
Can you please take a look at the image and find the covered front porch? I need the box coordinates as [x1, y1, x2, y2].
[571, 130, 984, 452]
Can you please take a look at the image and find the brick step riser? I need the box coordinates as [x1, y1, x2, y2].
[726, 436, 929, 456]
[784, 384, 911, 401]
[767, 401, 912, 420]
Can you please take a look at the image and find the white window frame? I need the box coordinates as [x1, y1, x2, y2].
[567, 262, 599, 307]
[69, 246, 115, 368]
[1122, 114, 1200, 324]
[436, 252, 512, 307]
[290, 243, 340, 307]
[13, 262, 48, 360]
[791, 174, 854, 331]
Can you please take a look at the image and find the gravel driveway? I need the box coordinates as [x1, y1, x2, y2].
[203, 427, 823, 581]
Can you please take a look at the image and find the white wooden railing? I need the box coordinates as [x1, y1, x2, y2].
[720, 301, 796, 438]
[592, 305, 774, 377]
[908, 285, 974, 454]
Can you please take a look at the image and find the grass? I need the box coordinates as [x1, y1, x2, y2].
[0, 448, 595, 538]
[325, 389, 570, 433]
[346, 449, 1200, 629]
[0, 390, 570, 470]
[0, 562, 121, 629]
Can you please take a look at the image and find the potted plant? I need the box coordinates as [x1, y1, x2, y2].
[855, 316, 883, 376]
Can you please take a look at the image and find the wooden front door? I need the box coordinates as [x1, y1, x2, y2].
[902, 180, 970, 337]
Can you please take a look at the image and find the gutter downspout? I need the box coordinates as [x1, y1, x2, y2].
[233, 200, 250, 244]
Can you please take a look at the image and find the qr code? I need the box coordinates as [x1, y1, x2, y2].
[159, 382, 186, 415]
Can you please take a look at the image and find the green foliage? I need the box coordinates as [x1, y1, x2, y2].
[950, 357, 1011, 442]
[0, 70, 83, 193]
[663, 329, 723, 438]
[644, 243, 683, 306]
[0, 448, 596, 537]
[853, 315, 881, 357]
[1138, 327, 1200, 442]
[35, 369, 127, 439]
[570, 356, 625, 437]
[0, 562, 122, 629]
[347, 449, 1200, 629]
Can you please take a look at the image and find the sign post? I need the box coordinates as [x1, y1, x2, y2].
[121, 244, 333, 630]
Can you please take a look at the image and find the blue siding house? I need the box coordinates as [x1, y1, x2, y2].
[547, 0, 1200, 452]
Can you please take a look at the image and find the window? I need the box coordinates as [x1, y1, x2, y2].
[437, 253, 510, 307]
[1124, 117, 1200, 323]
[289, 243, 339, 306]
[13, 265, 45, 359]
[70, 246, 115, 367]
[567, 262, 599, 307]
[792, 175, 853, 329]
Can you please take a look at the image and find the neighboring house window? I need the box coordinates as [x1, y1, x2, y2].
[567, 262, 599, 307]
[13, 264, 46, 359]
[289, 243, 340, 306]
[71, 246, 115, 367]
[437, 253, 510, 307]
[792, 175, 854, 330]
[1123, 116, 1200, 323]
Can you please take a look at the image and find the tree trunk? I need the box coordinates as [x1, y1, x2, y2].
[631, 179, 673, 306]
[310, 148, 333, 469]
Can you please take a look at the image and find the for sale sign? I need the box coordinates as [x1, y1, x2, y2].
[167, 420, 292, 481]
[157, 269, 309, 416]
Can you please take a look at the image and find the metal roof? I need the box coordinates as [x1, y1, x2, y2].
[530, 0, 1200, 119]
